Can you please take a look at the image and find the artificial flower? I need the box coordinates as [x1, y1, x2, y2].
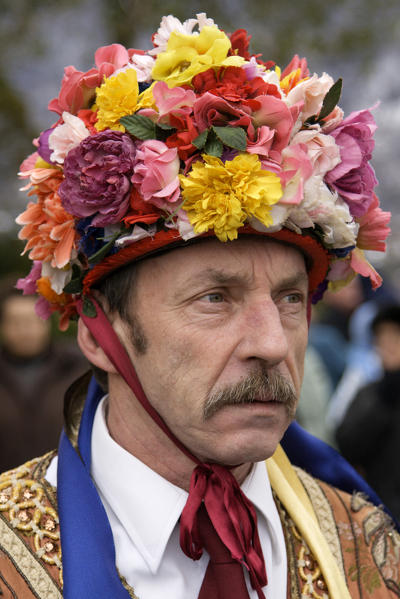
[151, 25, 244, 88]
[193, 91, 253, 132]
[356, 193, 390, 251]
[16, 261, 42, 295]
[286, 72, 334, 122]
[48, 43, 130, 115]
[252, 96, 302, 162]
[180, 153, 282, 241]
[59, 130, 136, 226]
[16, 169, 77, 268]
[49, 111, 90, 164]
[150, 13, 215, 56]
[291, 129, 341, 176]
[95, 68, 139, 131]
[131, 139, 181, 209]
[325, 108, 378, 217]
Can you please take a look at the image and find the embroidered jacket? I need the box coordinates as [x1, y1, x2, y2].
[0, 449, 399, 598]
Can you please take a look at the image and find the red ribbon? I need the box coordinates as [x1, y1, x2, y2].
[181, 463, 267, 598]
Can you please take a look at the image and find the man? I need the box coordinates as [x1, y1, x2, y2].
[337, 304, 400, 521]
[0, 13, 398, 598]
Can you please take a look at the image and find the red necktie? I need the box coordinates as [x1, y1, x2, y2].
[197, 504, 251, 599]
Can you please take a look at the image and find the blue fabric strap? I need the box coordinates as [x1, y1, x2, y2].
[57, 377, 132, 598]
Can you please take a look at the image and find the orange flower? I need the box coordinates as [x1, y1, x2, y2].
[16, 169, 77, 268]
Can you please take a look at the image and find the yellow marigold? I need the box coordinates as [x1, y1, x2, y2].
[180, 154, 283, 242]
[95, 68, 139, 132]
[152, 25, 244, 88]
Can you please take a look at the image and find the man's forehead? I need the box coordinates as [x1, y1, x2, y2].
[138, 236, 309, 289]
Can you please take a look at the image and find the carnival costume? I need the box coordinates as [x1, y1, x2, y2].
[1, 12, 398, 599]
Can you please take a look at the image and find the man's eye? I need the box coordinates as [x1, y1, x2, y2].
[284, 293, 302, 304]
[203, 293, 224, 303]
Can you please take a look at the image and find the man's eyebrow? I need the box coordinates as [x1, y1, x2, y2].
[173, 268, 252, 298]
[275, 272, 309, 291]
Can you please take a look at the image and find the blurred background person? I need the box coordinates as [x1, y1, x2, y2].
[336, 304, 400, 521]
[0, 276, 87, 471]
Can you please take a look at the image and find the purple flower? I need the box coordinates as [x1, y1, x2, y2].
[59, 130, 136, 227]
[325, 109, 378, 218]
[37, 129, 54, 164]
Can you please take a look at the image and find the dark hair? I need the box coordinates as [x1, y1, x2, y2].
[96, 262, 138, 321]
[371, 304, 400, 334]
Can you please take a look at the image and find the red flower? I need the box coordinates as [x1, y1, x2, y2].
[123, 188, 160, 226]
[192, 67, 279, 103]
[229, 29, 253, 61]
[77, 109, 98, 134]
[165, 114, 199, 160]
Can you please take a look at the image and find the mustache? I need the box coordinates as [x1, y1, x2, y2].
[203, 369, 297, 420]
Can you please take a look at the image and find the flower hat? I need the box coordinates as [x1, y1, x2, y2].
[16, 13, 391, 328]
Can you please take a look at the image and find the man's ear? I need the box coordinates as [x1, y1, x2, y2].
[77, 317, 117, 374]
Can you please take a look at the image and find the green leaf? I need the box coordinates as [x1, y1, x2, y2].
[82, 297, 97, 318]
[63, 277, 83, 294]
[205, 136, 223, 157]
[120, 113, 156, 140]
[212, 126, 247, 151]
[192, 129, 209, 150]
[156, 122, 175, 130]
[318, 78, 342, 122]
[88, 231, 122, 264]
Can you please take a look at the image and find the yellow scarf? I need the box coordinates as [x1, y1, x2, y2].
[267, 445, 351, 599]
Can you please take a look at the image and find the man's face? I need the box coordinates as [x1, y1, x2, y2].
[374, 322, 400, 371]
[1, 296, 51, 358]
[117, 238, 309, 465]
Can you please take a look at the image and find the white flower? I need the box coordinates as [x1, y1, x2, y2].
[115, 225, 156, 248]
[249, 204, 290, 233]
[291, 129, 341, 176]
[149, 13, 215, 56]
[49, 112, 90, 164]
[175, 210, 197, 240]
[41, 262, 73, 295]
[287, 176, 358, 248]
[286, 73, 334, 122]
[129, 54, 155, 83]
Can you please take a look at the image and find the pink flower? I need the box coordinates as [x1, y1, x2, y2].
[350, 248, 382, 289]
[356, 193, 391, 252]
[193, 92, 253, 133]
[291, 130, 340, 176]
[49, 112, 90, 164]
[48, 44, 130, 115]
[131, 140, 180, 210]
[16, 261, 42, 295]
[286, 73, 334, 121]
[325, 108, 378, 218]
[140, 81, 196, 125]
[281, 55, 309, 81]
[279, 143, 313, 204]
[252, 96, 301, 162]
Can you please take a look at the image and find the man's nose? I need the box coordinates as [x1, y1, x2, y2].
[236, 299, 289, 367]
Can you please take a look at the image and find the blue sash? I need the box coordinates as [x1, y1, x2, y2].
[57, 377, 398, 597]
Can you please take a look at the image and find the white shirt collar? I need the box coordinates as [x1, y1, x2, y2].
[91, 396, 285, 575]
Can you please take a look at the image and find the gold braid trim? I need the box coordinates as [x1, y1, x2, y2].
[294, 466, 346, 580]
[0, 454, 62, 598]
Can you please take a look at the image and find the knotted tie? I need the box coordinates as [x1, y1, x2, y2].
[197, 504, 251, 599]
